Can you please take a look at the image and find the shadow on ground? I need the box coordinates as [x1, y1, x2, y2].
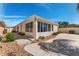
[12, 33, 33, 40]
[39, 39, 79, 56]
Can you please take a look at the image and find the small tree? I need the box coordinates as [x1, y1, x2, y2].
[62, 21, 69, 27]
[58, 21, 69, 28]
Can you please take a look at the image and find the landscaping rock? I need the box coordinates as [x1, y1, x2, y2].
[15, 39, 32, 47]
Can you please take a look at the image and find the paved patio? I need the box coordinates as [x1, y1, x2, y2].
[24, 43, 65, 56]
[24, 33, 79, 56]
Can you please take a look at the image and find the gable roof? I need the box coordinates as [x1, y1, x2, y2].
[15, 15, 58, 27]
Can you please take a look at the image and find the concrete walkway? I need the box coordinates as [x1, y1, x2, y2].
[24, 43, 65, 56]
[24, 33, 79, 56]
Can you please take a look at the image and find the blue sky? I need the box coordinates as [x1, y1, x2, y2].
[0, 3, 78, 27]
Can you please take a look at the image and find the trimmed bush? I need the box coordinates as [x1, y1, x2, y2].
[69, 30, 75, 34]
[53, 32, 60, 35]
[39, 36, 45, 39]
[0, 36, 3, 41]
[18, 32, 25, 36]
[12, 30, 17, 33]
[6, 33, 15, 42]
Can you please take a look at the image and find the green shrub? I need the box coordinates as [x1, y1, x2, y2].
[39, 36, 45, 39]
[12, 30, 17, 33]
[0, 36, 3, 41]
[53, 32, 60, 35]
[69, 30, 75, 34]
[6, 33, 15, 42]
[18, 32, 25, 36]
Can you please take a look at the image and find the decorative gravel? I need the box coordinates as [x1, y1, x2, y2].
[0, 41, 32, 56]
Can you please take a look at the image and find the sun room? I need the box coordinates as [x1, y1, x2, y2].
[13, 15, 58, 40]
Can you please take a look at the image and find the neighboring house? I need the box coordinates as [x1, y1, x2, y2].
[0, 27, 4, 35]
[0, 27, 13, 35]
[0, 21, 13, 35]
[13, 15, 59, 40]
[6, 27, 13, 33]
[0, 20, 6, 35]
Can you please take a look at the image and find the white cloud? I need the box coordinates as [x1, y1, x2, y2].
[4, 19, 24, 27]
[4, 15, 26, 18]
[48, 18, 60, 23]
[0, 15, 3, 16]
[0, 15, 26, 18]
[0, 15, 27, 27]
[39, 4, 51, 9]
[38, 4, 54, 10]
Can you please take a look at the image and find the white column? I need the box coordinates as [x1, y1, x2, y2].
[53, 25, 58, 32]
[35, 20, 38, 39]
[22, 24, 25, 32]
[33, 20, 38, 40]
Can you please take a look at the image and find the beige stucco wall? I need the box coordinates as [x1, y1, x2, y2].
[53, 25, 58, 32]
[59, 27, 79, 34]
[36, 32, 53, 39]
[25, 32, 34, 38]
[15, 17, 35, 32]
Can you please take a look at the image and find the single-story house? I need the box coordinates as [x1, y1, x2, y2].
[0, 21, 14, 35]
[0, 20, 5, 35]
[13, 15, 59, 40]
[0, 27, 4, 36]
[6, 27, 13, 33]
